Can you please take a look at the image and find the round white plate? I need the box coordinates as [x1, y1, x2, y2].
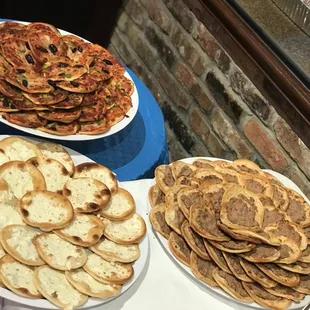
[148, 157, 310, 310]
[0, 135, 149, 309]
[0, 21, 139, 141]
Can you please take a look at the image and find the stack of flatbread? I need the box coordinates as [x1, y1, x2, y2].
[0, 136, 146, 309]
[149, 158, 310, 310]
[0, 21, 134, 136]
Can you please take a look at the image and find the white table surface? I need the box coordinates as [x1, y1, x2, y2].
[0, 180, 304, 310]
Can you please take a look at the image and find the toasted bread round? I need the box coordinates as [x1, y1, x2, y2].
[292, 275, 310, 294]
[0, 137, 42, 161]
[34, 265, 88, 308]
[0, 151, 10, 167]
[0, 254, 42, 299]
[90, 237, 140, 263]
[171, 161, 197, 180]
[278, 261, 310, 274]
[98, 188, 134, 220]
[102, 213, 146, 245]
[265, 285, 305, 302]
[27, 157, 70, 194]
[220, 185, 264, 232]
[63, 177, 111, 213]
[222, 253, 253, 283]
[0, 161, 46, 199]
[0, 178, 18, 206]
[83, 252, 133, 284]
[189, 204, 229, 241]
[208, 239, 255, 254]
[191, 169, 224, 186]
[74, 162, 118, 195]
[154, 165, 175, 194]
[242, 282, 291, 310]
[165, 203, 186, 235]
[37, 142, 75, 176]
[239, 258, 277, 288]
[233, 159, 264, 176]
[0, 224, 44, 266]
[181, 220, 210, 260]
[19, 190, 73, 231]
[192, 159, 217, 169]
[54, 214, 104, 247]
[177, 187, 204, 220]
[148, 184, 165, 208]
[65, 269, 122, 299]
[239, 244, 280, 263]
[299, 245, 310, 263]
[241, 174, 273, 197]
[190, 251, 218, 287]
[34, 233, 87, 271]
[212, 268, 253, 303]
[0, 202, 25, 229]
[204, 240, 232, 274]
[285, 189, 310, 227]
[149, 203, 171, 239]
[168, 231, 191, 267]
[257, 263, 300, 287]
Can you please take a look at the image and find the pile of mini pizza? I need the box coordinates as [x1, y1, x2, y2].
[149, 158, 310, 310]
[0, 21, 134, 135]
[0, 136, 146, 309]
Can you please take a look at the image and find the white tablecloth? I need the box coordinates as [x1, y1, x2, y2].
[0, 180, 304, 310]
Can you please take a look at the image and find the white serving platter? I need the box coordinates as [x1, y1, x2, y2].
[0, 22, 139, 141]
[148, 157, 310, 310]
[0, 135, 149, 309]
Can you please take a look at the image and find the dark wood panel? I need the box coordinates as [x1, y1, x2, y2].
[1, 0, 123, 47]
[183, 0, 310, 148]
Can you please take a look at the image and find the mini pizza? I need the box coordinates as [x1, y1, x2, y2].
[0, 80, 24, 101]
[57, 73, 98, 93]
[79, 100, 106, 122]
[3, 111, 47, 128]
[37, 108, 81, 123]
[22, 88, 68, 105]
[38, 121, 79, 135]
[51, 93, 83, 109]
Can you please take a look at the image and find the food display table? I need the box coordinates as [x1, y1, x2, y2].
[0, 65, 169, 182]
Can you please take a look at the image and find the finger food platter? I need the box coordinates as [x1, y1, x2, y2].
[149, 157, 310, 310]
[0, 21, 139, 141]
[0, 135, 148, 309]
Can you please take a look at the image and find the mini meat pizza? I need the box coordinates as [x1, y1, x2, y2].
[22, 88, 68, 105]
[3, 111, 47, 128]
[38, 121, 79, 135]
[38, 109, 81, 123]
[0, 80, 24, 101]
[57, 73, 98, 93]
[51, 93, 83, 109]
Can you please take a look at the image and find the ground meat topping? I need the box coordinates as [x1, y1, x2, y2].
[196, 256, 216, 277]
[163, 166, 174, 187]
[217, 270, 249, 297]
[243, 245, 278, 259]
[221, 240, 250, 250]
[286, 199, 306, 224]
[224, 174, 238, 183]
[155, 211, 171, 236]
[226, 197, 257, 227]
[248, 283, 279, 300]
[262, 209, 285, 229]
[246, 179, 265, 194]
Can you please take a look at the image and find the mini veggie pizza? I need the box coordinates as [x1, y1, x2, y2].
[0, 21, 134, 136]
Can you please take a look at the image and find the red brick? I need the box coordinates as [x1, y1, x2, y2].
[244, 120, 288, 172]
[274, 118, 310, 179]
[211, 109, 253, 158]
[206, 132, 230, 159]
[123, 0, 148, 27]
[189, 108, 210, 142]
[171, 26, 206, 76]
[155, 63, 193, 110]
[140, 0, 174, 35]
[193, 22, 230, 72]
[175, 62, 213, 112]
[163, 0, 198, 34]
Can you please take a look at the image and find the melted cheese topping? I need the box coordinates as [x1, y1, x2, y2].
[104, 194, 131, 216]
[0, 168, 33, 199]
[2, 262, 38, 294]
[66, 178, 100, 211]
[39, 144, 72, 174]
[72, 269, 115, 293]
[96, 238, 137, 260]
[0, 153, 9, 166]
[86, 253, 131, 279]
[37, 160, 69, 192]
[38, 267, 82, 307]
[0, 203, 25, 229]
[5, 141, 36, 161]
[7, 226, 40, 261]
[104, 214, 142, 241]
[27, 193, 69, 223]
[37, 234, 81, 268]
[60, 215, 92, 240]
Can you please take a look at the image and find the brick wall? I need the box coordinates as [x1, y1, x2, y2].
[108, 0, 310, 198]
